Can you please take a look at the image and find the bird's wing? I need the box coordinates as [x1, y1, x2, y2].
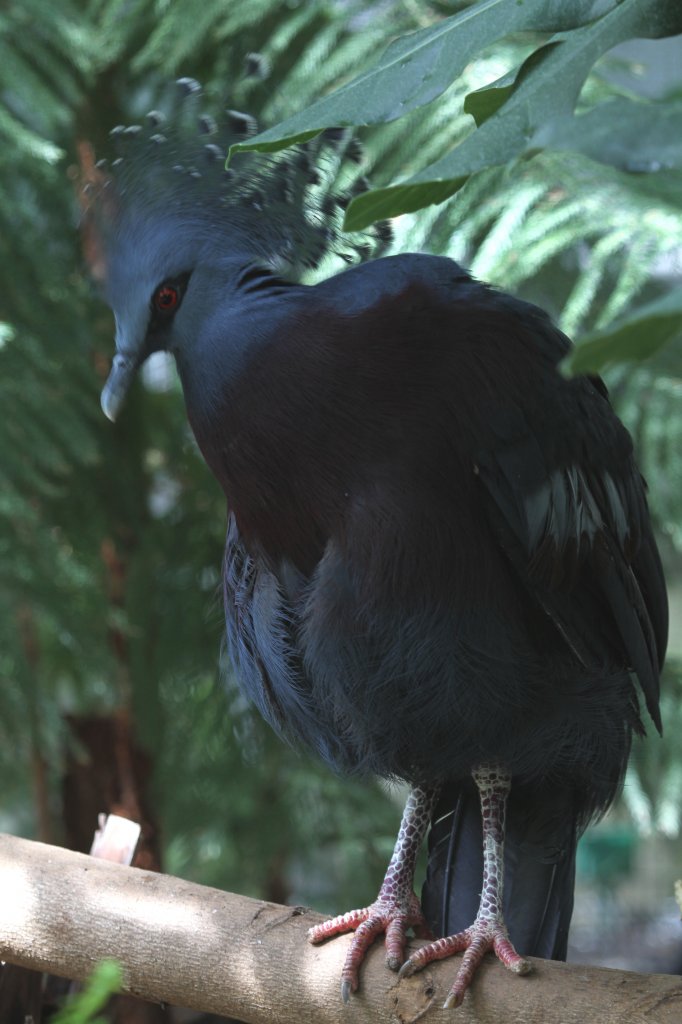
[475, 370, 667, 733]
[222, 513, 357, 768]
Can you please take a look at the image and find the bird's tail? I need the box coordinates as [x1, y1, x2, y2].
[422, 778, 578, 960]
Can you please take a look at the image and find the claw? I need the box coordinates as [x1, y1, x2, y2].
[402, 918, 531, 1008]
[443, 989, 463, 1010]
[308, 892, 428, 1000]
[397, 958, 417, 979]
[308, 786, 439, 1000]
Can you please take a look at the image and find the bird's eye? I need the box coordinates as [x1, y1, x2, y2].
[154, 284, 180, 313]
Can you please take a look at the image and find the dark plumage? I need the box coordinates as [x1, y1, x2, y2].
[210, 256, 658, 794]
[84, 78, 667, 1008]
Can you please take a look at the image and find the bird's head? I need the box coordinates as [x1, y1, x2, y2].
[93, 205, 233, 421]
[79, 75, 391, 421]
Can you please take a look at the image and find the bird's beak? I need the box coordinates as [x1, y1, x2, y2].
[101, 309, 151, 421]
[101, 350, 140, 422]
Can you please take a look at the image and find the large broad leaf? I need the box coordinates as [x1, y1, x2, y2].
[345, 0, 682, 228]
[565, 288, 682, 374]
[230, 0, 682, 230]
[231, 0, 618, 153]
[546, 96, 682, 174]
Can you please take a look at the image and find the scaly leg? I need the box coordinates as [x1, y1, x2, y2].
[400, 764, 531, 1008]
[308, 785, 439, 1002]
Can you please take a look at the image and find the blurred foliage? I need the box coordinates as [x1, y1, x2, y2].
[52, 961, 122, 1024]
[0, 0, 681, 958]
[238, 0, 682, 371]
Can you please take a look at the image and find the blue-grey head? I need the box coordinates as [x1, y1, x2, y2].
[80, 77, 391, 421]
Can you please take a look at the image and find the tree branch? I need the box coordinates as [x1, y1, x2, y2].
[1, 833, 680, 1023]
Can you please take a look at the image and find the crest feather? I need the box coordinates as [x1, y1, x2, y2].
[79, 74, 392, 285]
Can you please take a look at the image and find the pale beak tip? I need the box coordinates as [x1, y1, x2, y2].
[100, 351, 137, 422]
[101, 395, 118, 422]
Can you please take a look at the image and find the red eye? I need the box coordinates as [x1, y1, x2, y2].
[154, 285, 179, 313]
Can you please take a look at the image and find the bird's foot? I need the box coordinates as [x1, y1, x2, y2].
[308, 891, 432, 1002]
[399, 916, 531, 1008]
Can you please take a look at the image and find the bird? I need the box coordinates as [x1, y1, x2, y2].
[81, 76, 668, 1009]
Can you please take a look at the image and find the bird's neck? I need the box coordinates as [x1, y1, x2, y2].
[178, 298, 346, 572]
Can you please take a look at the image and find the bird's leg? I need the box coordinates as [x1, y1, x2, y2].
[308, 784, 439, 1002]
[400, 764, 530, 1008]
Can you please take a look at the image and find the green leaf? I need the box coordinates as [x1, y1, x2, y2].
[230, 0, 618, 155]
[464, 41, 562, 127]
[549, 96, 682, 172]
[564, 288, 682, 374]
[345, 0, 682, 229]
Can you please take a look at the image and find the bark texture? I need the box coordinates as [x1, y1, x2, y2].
[1, 833, 680, 1023]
